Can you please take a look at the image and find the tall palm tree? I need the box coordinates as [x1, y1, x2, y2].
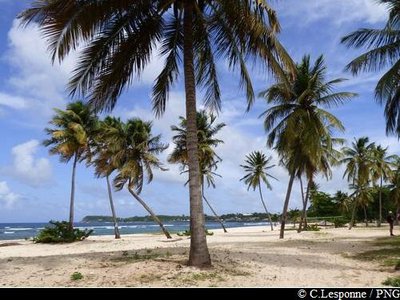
[169, 110, 227, 233]
[20, 0, 294, 267]
[371, 145, 394, 227]
[106, 118, 172, 239]
[341, 0, 400, 137]
[89, 116, 124, 239]
[260, 55, 356, 238]
[341, 137, 375, 229]
[44, 101, 98, 231]
[240, 151, 277, 231]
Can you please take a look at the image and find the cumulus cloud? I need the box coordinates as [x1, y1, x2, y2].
[6, 140, 52, 187]
[0, 181, 20, 208]
[3, 20, 73, 117]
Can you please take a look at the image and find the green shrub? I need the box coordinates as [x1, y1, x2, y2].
[383, 276, 400, 287]
[71, 272, 84, 281]
[333, 217, 347, 228]
[177, 229, 214, 237]
[33, 221, 92, 243]
[304, 224, 320, 231]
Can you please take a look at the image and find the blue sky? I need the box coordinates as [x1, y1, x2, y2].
[0, 0, 397, 222]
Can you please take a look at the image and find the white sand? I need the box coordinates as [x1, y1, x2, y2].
[0, 225, 396, 287]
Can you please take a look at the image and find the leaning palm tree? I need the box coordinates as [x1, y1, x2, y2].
[341, 0, 400, 137]
[89, 117, 124, 239]
[169, 111, 227, 233]
[44, 101, 97, 231]
[260, 55, 356, 239]
[370, 145, 394, 227]
[240, 151, 277, 231]
[341, 137, 375, 229]
[104, 118, 172, 239]
[19, 0, 294, 267]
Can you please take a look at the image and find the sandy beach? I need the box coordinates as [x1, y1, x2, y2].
[0, 225, 397, 287]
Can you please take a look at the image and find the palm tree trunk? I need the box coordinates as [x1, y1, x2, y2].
[298, 177, 305, 233]
[298, 178, 311, 233]
[128, 188, 172, 239]
[363, 206, 368, 227]
[349, 202, 357, 230]
[280, 173, 296, 239]
[183, 1, 211, 267]
[202, 184, 227, 233]
[396, 205, 400, 226]
[258, 183, 273, 231]
[378, 177, 383, 227]
[106, 175, 120, 239]
[68, 152, 78, 231]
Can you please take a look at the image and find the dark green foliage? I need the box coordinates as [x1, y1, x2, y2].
[308, 191, 339, 217]
[333, 217, 347, 228]
[33, 221, 92, 243]
[383, 277, 400, 287]
[71, 272, 84, 281]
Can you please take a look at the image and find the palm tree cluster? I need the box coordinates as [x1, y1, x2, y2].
[45, 104, 172, 239]
[341, 137, 397, 229]
[19, 0, 400, 268]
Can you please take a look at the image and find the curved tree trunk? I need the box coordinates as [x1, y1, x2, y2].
[183, 2, 211, 267]
[378, 177, 383, 227]
[68, 152, 78, 231]
[298, 178, 311, 233]
[128, 188, 172, 239]
[258, 183, 273, 231]
[106, 175, 120, 239]
[280, 173, 296, 239]
[202, 184, 227, 233]
[349, 202, 357, 230]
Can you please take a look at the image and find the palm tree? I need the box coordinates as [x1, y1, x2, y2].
[105, 118, 172, 239]
[260, 55, 356, 238]
[341, 137, 375, 229]
[44, 101, 98, 231]
[169, 111, 227, 233]
[297, 135, 344, 233]
[20, 0, 294, 267]
[370, 145, 394, 227]
[240, 151, 277, 231]
[341, 1, 400, 137]
[89, 116, 124, 239]
[349, 180, 374, 228]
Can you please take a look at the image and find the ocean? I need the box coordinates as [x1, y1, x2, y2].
[0, 221, 270, 240]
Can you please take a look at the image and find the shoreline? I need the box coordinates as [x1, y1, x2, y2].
[0, 225, 397, 287]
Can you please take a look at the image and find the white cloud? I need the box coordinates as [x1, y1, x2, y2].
[278, 0, 387, 27]
[6, 140, 52, 187]
[0, 92, 29, 109]
[1, 20, 75, 118]
[0, 181, 20, 209]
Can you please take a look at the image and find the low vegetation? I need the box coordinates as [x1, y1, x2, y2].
[33, 221, 92, 243]
[70, 272, 84, 281]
